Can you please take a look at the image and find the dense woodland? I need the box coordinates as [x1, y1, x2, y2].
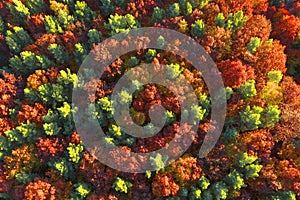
[0, 0, 300, 199]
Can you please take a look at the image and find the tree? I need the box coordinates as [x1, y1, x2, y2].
[4, 122, 39, 144]
[6, 26, 33, 54]
[237, 80, 257, 98]
[247, 37, 262, 54]
[113, 177, 132, 194]
[0, 16, 7, 35]
[73, 43, 87, 65]
[152, 173, 180, 197]
[166, 63, 184, 79]
[24, 0, 47, 14]
[57, 10, 75, 30]
[215, 13, 226, 28]
[179, 0, 193, 16]
[166, 3, 181, 18]
[222, 126, 238, 142]
[239, 105, 263, 131]
[24, 178, 56, 200]
[9, 51, 53, 75]
[105, 14, 140, 36]
[211, 182, 228, 200]
[145, 49, 157, 63]
[48, 157, 75, 180]
[7, 0, 30, 26]
[224, 11, 248, 31]
[67, 142, 84, 163]
[191, 19, 206, 38]
[253, 40, 287, 76]
[167, 155, 202, 187]
[74, 1, 97, 24]
[267, 70, 283, 83]
[197, 176, 210, 190]
[224, 169, 246, 190]
[87, 29, 102, 47]
[48, 43, 70, 64]
[260, 105, 281, 128]
[71, 182, 91, 199]
[151, 7, 165, 24]
[100, 0, 115, 17]
[233, 153, 263, 178]
[44, 15, 64, 34]
[217, 59, 255, 88]
[4, 144, 40, 179]
[269, 190, 296, 200]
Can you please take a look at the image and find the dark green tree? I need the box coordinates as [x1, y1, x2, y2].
[7, 0, 30, 25]
[191, 20, 206, 38]
[166, 3, 180, 18]
[6, 26, 33, 54]
[25, 0, 47, 14]
[151, 7, 165, 24]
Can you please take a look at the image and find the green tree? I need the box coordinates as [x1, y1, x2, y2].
[43, 122, 61, 136]
[222, 126, 238, 142]
[25, 0, 47, 14]
[200, 0, 210, 9]
[71, 182, 91, 199]
[225, 11, 247, 31]
[226, 87, 234, 100]
[189, 104, 206, 125]
[6, 26, 33, 54]
[237, 80, 257, 99]
[0, 16, 7, 34]
[269, 190, 296, 200]
[0, 136, 9, 160]
[57, 10, 75, 30]
[67, 142, 84, 163]
[244, 163, 263, 178]
[156, 35, 167, 49]
[128, 56, 139, 67]
[234, 153, 263, 178]
[215, 13, 225, 28]
[151, 7, 165, 24]
[189, 0, 200, 8]
[113, 177, 132, 194]
[9, 51, 53, 75]
[211, 182, 228, 200]
[166, 3, 180, 18]
[100, 0, 115, 17]
[105, 14, 140, 36]
[87, 29, 103, 47]
[48, 43, 70, 64]
[15, 172, 35, 184]
[73, 43, 88, 65]
[74, 1, 97, 24]
[4, 122, 39, 144]
[247, 37, 262, 53]
[191, 20, 206, 38]
[150, 153, 166, 172]
[239, 105, 263, 131]
[48, 158, 75, 180]
[45, 15, 64, 34]
[145, 49, 157, 63]
[224, 169, 246, 190]
[197, 176, 210, 190]
[260, 105, 281, 128]
[267, 70, 283, 83]
[190, 186, 201, 200]
[7, 0, 30, 25]
[179, 0, 193, 16]
[166, 63, 183, 79]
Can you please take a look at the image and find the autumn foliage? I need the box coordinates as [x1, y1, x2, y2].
[0, 0, 299, 199]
